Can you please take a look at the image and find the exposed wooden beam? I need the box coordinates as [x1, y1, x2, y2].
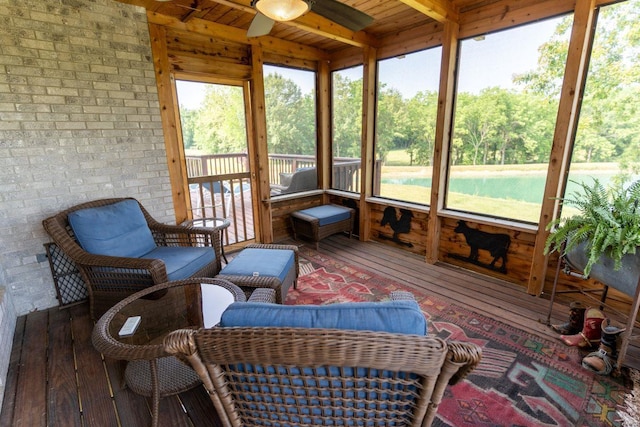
[208, 0, 378, 48]
[399, 0, 459, 24]
[147, 12, 331, 61]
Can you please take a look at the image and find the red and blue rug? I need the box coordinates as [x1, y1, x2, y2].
[287, 248, 633, 427]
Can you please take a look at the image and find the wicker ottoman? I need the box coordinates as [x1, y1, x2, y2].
[290, 204, 355, 249]
[217, 243, 298, 304]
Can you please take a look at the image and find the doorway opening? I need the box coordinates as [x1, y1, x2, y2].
[176, 79, 256, 250]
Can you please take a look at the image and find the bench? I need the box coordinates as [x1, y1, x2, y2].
[290, 204, 355, 249]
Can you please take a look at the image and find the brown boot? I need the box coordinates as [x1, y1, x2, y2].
[560, 307, 605, 348]
[551, 301, 586, 335]
[582, 320, 626, 375]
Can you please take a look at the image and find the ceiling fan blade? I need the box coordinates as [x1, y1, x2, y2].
[247, 12, 275, 37]
[311, 0, 373, 32]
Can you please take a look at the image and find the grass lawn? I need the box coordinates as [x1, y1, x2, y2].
[377, 150, 618, 222]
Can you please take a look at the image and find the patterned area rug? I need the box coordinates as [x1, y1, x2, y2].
[289, 248, 635, 427]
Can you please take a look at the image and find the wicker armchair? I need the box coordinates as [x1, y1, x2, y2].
[165, 292, 482, 427]
[43, 198, 223, 320]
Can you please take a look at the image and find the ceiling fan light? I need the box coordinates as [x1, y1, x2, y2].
[255, 0, 310, 22]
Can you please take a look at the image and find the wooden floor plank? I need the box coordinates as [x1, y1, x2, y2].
[47, 308, 82, 427]
[12, 310, 48, 427]
[155, 395, 192, 427]
[104, 357, 153, 427]
[178, 386, 221, 427]
[69, 304, 120, 426]
[0, 315, 25, 426]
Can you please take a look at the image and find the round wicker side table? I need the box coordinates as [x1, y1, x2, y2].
[91, 277, 245, 427]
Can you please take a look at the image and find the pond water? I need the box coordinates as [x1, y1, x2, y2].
[382, 172, 617, 203]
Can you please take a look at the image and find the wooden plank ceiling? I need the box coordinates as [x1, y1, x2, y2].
[114, 0, 497, 53]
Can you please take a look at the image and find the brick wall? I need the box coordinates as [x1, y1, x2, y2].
[0, 0, 173, 315]
[0, 0, 175, 403]
[0, 0, 176, 404]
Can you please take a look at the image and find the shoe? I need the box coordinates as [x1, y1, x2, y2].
[551, 301, 586, 335]
[560, 307, 605, 348]
[582, 320, 626, 375]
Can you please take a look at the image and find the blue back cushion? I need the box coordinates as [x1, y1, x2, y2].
[68, 199, 157, 258]
[219, 248, 295, 283]
[220, 299, 427, 335]
[298, 205, 351, 226]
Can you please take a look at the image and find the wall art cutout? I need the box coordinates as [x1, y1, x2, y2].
[452, 220, 510, 273]
[380, 206, 413, 248]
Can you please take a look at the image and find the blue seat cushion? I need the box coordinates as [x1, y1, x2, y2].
[220, 299, 427, 335]
[140, 247, 215, 281]
[219, 248, 295, 283]
[68, 199, 156, 258]
[298, 205, 351, 226]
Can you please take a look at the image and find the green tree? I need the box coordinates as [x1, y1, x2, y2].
[515, 2, 640, 169]
[264, 72, 316, 155]
[332, 72, 363, 158]
[404, 91, 438, 166]
[185, 84, 247, 154]
[376, 85, 406, 161]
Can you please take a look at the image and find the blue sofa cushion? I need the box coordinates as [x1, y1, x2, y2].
[219, 248, 295, 283]
[298, 205, 351, 226]
[220, 299, 427, 335]
[68, 199, 156, 258]
[140, 247, 215, 281]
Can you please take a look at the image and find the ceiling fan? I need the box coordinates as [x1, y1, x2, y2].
[247, 0, 374, 37]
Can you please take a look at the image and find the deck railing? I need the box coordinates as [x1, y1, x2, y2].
[183, 153, 382, 249]
[187, 172, 254, 247]
[186, 153, 369, 193]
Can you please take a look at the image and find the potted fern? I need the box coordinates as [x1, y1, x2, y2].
[545, 178, 640, 296]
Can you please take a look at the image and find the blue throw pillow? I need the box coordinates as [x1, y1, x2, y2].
[220, 299, 427, 335]
[68, 199, 157, 258]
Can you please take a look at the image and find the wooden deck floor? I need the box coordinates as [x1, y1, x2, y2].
[2, 234, 638, 426]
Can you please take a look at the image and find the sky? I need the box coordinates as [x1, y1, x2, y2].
[176, 16, 565, 108]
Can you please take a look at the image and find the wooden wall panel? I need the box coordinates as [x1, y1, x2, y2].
[459, 0, 576, 38]
[165, 28, 250, 65]
[165, 27, 251, 79]
[438, 217, 535, 287]
[368, 202, 428, 256]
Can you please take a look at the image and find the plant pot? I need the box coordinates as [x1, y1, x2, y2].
[565, 241, 640, 297]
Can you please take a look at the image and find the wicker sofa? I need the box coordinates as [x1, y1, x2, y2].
[43, 198, 223, 320]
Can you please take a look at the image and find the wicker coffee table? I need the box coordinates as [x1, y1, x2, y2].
[91, 277, 245, 427]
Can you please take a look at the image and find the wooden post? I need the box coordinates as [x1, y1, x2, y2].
[249, 45, 274, 243]
[426, 20, 459, 264]
[317, 60, 331, 203]
[528, 0, 597, 295]
[359, 46, 377, 241]
[148, 21, 190, 224]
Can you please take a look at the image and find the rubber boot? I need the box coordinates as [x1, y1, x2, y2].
[582, 320, 626, 375]
[551, 301, 586, 335]
[560, 307, 605, 348]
